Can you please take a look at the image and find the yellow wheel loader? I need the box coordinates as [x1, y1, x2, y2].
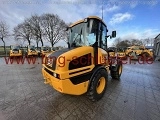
[125, 47, 131, 56]
[117, 47, 127, 60]
[51, 47, 59, 52]
[42, 16, 123, 101]
[108, 47, 117, 58]
[126, 45, 153, 60]
[128, 46, 145, 56]
[25, 45, 38, 57]
[40, 46, 51, 57]
[9, 45, 23, 58]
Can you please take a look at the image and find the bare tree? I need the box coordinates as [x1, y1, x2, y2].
[142, 38, 155, 46]
[0, 21, 9, 54]
[41, 13, 67, 47]
[14, 21, 32, 45]
[27, 14, 44, 48]
[113, 37, 121, 47]
[113, 38, 143, 47]
[131, 39, 143, 46]
[150, 38, 154, 46]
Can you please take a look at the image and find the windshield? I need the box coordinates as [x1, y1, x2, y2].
[68, 19, 99, 47]
[42, 47, 49, 51]
[108, 47, 116, 52]
[29, 45, 35, 50]
[11, 45, 20, 50]
[117, 48, 124, 52]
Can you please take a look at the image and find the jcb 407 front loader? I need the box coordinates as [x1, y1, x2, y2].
[42, 16, 123, 101]
[9, 45, 23, 58]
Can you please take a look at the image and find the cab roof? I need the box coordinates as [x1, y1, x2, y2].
[69, 16, 106, 28]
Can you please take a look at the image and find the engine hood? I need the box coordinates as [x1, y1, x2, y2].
[46, 46, 94, 71]
[48, 47, 75, 58]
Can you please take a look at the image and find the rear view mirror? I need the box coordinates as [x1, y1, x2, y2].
[112, 31, 116, 38]
[66, 27, 69, 31]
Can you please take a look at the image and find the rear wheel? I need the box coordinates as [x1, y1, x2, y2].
[141, 52, 152, 61]
[128, 51, 133, 56]
[87, 69, 108, 102]
[110, 62, 122, 80]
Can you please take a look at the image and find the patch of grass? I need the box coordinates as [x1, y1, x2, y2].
[0, 46, 10, 56]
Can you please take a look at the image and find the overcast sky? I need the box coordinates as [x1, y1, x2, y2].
[0, 0, 160, 47]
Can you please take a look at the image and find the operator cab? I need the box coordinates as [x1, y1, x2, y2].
[28, 45, 36, 51]
[9, 45, 22, 57]
[10, 45, 21, 51]
[26, 45, 38, 57]
[41, 46, 50, 51]
[67, 16, 116, 51]
[117, 47, 125, 52]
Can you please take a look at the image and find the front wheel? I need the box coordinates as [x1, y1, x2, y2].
[110, 62, 122, 80]
[87, 69, 108, 102]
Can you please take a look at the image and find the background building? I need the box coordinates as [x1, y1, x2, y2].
[154, 34, 160, 61]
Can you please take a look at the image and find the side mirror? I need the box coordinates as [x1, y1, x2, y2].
[66, 27, 69, 31]
[67, 42, 70, 48]
[106, 29, 108, 32]
[112, 31, 116, 38]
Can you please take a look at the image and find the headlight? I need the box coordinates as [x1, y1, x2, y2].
[53, 72, 60, 79]
[53, 72, 57, 77]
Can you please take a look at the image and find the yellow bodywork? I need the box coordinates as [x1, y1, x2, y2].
[117, 52, 126, 59]
[41, 16, 117, 99]
[69, 16, 106, 27]
[42, 46, 109, 95]
[143, 49, 153, 57]
[26, 45, 38, 56]
[125, 47, 131, 56]
[117, 47, 126, 59]
[27, 49, 38, 56]
[42, 65, 89, 95]
[108, 47, 116, 58]
[96, 77, 106, 94]
[9, 45, 23, 57]
[10, 50, 22, 57]
[109, 52, 116, 58]
[126, 46, 144, 56]
[125, 46, 153, 57]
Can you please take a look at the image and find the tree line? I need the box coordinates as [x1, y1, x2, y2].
[0, 13, 70, 54]
[113, 37, 154, 48]
[0, 13, 155, 54]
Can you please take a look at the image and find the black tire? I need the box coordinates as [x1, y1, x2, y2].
[87, 69, 108, 102]
[141, 52, 151, 60]
[128, 51, 133, 56]
[110, 62, 122, 80]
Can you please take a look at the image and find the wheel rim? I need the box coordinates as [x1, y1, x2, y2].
[96, 77, 106, 94]
[119, 65, 122, 75]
